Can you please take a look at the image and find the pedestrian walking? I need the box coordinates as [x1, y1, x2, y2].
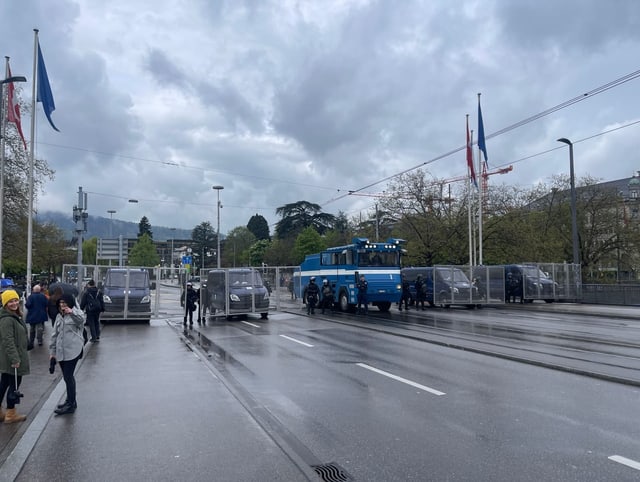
[181, 283, 198, 326]
[49, 293, 85, 415]
[320, 279, 334, 314]
[25, 284, 48, 346]
[356, 274, 368, 315]
[304, 277, 319, 315]
[0, 289, 30, 424]
[80, 280, 104, 342]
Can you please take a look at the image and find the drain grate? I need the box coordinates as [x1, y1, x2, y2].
[312, 462, 354, 482]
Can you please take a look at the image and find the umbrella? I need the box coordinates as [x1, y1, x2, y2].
[47, 282, 79, 298]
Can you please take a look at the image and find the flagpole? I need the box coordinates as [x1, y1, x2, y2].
[477, 93, 484, 266]
[470, 128, 476, 267]
[0, 58, 8, 276]
[26, 29, 39, 294]
[466, 115, 473, 267]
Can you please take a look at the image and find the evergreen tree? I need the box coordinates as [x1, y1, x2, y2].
[138, 216, 153, 239]
[247, 214, 270, 240]
[128, 233, 160, 266]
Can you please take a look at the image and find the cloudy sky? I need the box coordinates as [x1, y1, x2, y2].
[3, 0, 640, 238]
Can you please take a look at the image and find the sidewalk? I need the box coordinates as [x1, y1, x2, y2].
[0, 317, 316, 482]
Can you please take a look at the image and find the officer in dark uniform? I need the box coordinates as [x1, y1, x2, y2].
[304, 277, 320, 315]
[320, 279, 334, 314]
[356, 275, 368, 315]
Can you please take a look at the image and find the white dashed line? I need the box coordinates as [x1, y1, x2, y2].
[608, 455, 640, 471]
[356, 363, 446, 396]
[279, 334, 314, 347]
[241, 320, 261, 328]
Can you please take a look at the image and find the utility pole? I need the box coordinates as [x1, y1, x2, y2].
[73, 186, 88, 293]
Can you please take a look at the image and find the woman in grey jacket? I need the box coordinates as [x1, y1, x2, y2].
[49, 293, 85, 415]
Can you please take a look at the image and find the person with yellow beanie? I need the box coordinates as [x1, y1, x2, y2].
[0, 289, 30, 423]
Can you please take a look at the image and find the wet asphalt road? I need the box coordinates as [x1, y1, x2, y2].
[1, 298, 639, 481]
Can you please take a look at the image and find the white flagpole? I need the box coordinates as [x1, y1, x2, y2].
[477, 93, 484, 266]
[466, 116, 473, 267]
[0, 58, 8, 277]
[26, 29, 39, 294]
[470, 129, 476, 267]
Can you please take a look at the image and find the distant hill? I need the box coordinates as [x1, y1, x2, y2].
[38, 211, 193, 241]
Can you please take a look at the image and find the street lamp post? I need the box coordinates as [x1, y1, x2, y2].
[212, 185, 224, 268]
[557, 138, 580, 266]
[0, 73, 28, 277]
[107, 210, 116, 238]
[170, 227, 176, 282]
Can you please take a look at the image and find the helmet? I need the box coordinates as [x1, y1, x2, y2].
[323, 279, 328, 284]
[310, 277, 316, 282]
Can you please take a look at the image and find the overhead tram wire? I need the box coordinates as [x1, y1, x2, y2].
[37, 141, 347, 194]
[324, 67, 640, 206]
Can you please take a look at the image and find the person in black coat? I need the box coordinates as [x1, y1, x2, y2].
[80, 280, 105, 343]
[181, 283, 199, 326]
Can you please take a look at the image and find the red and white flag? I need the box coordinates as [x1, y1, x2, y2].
[6, 64, 28, 150]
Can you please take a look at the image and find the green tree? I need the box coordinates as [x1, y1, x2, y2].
[247, 214, 270, 240]
[264, 237, 296, 266]
[293, 226, 325, 263]
[82, 237, 98, 265]
[191, 221, 216, 269]
[223, 226, 256, 267]
[249, 239, 271, 266]
[275, 201, 336, 239]
[138, 216, 153, 239]
[128, 233, 160, 266]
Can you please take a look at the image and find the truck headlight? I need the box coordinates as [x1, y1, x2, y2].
[230, 294, 240, 302]
[103, 295, 112, 303]
[141, 295, 150, 303]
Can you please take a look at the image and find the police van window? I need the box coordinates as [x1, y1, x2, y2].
[344, 250, 354, 265]
[321, 253, 332, 265]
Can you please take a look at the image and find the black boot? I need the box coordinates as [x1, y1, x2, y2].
[57, 400, 77, 409]
[55, 402, 77, 415]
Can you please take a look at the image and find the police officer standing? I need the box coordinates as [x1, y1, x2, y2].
[399, 274, 411, 311]
[415, 274, 427, 310]
[304, 277, 320, 315]
[320, 279, 334, 314]
[356, 274, 368, 315]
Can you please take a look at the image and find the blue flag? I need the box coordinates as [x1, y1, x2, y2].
[37, 41, 60, 132]
[477, 99, 487, 166]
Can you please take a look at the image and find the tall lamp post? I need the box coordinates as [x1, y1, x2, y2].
[0, 73, 28, 277]
[557, 138, 580, 266]
[212, 185, 224, 268]
[170, 227, 176, 282]
[107, 210, 116, 237]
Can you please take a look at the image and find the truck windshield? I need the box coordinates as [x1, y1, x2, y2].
[229, 271, 264, 286]
[357, 252, 398, 267]
[107, 271, 148, 288]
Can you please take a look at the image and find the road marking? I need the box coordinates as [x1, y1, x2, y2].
[280, 334, 314, 347]
[356, 363, 446, 396]
[609, 455, 640, 471]
[241, 320, 261, 328]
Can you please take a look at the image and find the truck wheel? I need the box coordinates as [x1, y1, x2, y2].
[377, 302, 391, 312]
[339, 291, 352, 312]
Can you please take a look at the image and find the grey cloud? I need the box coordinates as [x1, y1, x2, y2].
[144, 48, 189, 88]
